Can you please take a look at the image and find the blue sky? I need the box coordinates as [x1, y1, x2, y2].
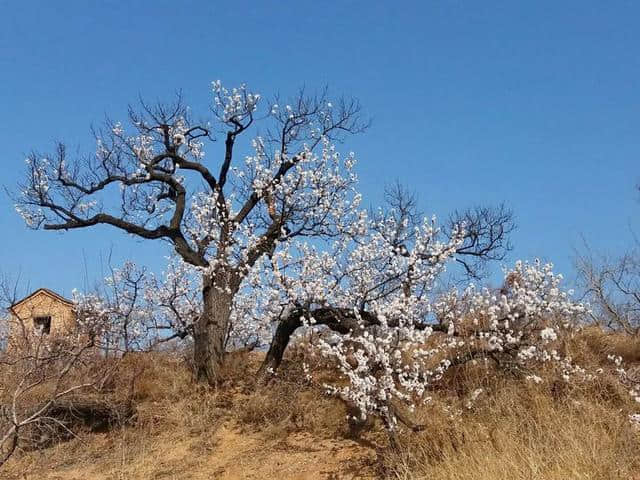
[1, 1, 639, 297]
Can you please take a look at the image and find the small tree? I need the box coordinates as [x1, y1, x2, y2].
[576, 243, 640, 334]
[0, 275, 120, 468]
[257, 185, 514, 377]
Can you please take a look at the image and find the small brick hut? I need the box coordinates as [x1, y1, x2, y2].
[9, 288, 76, 339]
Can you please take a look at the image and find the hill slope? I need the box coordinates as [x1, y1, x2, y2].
[3, 329, 640, 479]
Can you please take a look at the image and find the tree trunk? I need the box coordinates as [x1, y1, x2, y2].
[256, 306, 374, 381]
[256, 311, 303, 382]
[193, 274, 234, 385]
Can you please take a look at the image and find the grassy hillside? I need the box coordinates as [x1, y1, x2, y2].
[3, 327, 640, 480]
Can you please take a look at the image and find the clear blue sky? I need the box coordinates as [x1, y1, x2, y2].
[1, 1, 639, 297]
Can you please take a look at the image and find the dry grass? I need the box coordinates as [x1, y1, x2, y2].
[576, 325, 640, 363]
[2, 349, 376, 479]
[2, 327, 640, 479]
[382, 380, 640, 479]
[230, 354, 349, 441]
[380, 327, 640, 479]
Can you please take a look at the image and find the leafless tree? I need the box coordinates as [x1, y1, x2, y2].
[575, 241, 640, 334]
[0, 274, 124, 469]
[446, 203, 515, 280]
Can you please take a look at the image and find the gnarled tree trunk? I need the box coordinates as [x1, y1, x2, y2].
[256, 307, 377, 382]
[193, 273, 235, 385]
[256, 311, 303, 381]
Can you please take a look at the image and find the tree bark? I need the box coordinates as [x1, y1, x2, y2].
[256, 307, 378, 381]
[193, 274, 234, 385]
[256, 310, 303, 381]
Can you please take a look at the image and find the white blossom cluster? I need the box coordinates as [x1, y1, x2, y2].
[437, 261, 586, 352]
[606, 355, 640, 406]
[260, 213, 465, 428]
[72, 259, 203, 352]
[275, 251, 589, 429]
[212, 80, 260, 123]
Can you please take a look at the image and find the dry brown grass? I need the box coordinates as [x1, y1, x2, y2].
[230, 354, 349, 440]
[576, 325, 640, 363]
[379, 327, 640, 480]
[382, 379, 640, 479]
[2, 327, 640, 479]
[2, 349, 376, 479]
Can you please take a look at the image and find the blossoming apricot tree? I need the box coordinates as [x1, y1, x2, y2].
[253, 200, 587, 430]
[16, 83, 369, 384]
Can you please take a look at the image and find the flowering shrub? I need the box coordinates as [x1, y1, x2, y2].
[302, 255, 589, 430]
[259, 219, 592, 430]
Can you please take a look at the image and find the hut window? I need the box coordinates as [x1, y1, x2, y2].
[34, 316, 51, 335]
